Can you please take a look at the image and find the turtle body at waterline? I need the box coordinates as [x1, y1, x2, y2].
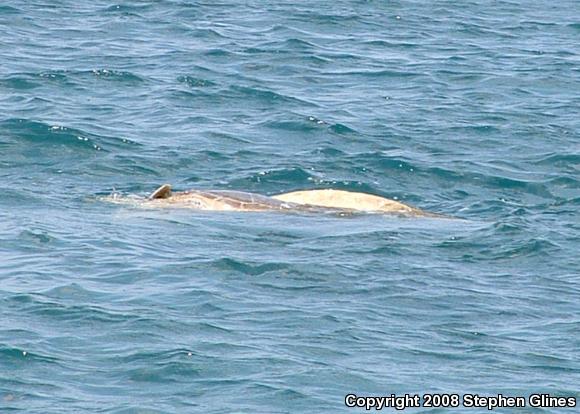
[105, 184, 448, 218]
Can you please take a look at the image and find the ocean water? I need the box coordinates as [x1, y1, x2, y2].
[1, 0, 579, 412]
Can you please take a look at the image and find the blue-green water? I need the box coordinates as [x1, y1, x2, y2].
[1, 1, 579, 413]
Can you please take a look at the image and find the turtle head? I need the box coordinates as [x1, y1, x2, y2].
[149, 184, 172, 199]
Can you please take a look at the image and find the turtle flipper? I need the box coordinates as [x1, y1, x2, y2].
[149, 184, 172, 199]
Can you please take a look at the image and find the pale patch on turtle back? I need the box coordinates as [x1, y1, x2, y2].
[104, 184, 447, 217]
[272, 189, 423, 215]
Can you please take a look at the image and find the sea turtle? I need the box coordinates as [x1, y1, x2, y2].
[104, 184, 444, 217]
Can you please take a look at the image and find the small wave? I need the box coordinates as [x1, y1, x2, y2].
[314, 147, 346, 156]
[7, 293, 137, 324]
[549, 177, 578, 189]
[18, 230, 55, 245]
[195, 150, 231, 161]
[114, 348, 200, 365]
[481, 175, 554, 197]
[4, 70, 143, 89]
[227, 85, 315, 107]
[502, 238, 560, 258]
[361, 39, 417, 48]
[103, 4, 152, 15]
[1, 119, 105, 152]
[204, 132, 252, 145]
[0, 71, 73, 90]
[0, 346, 59, 365]
[172, 74, 280, 104]
[90, 69, 144, 83]
[41, 283, 105, 302]
[256, 38, 319, 51]
[260, 119, 322, 132]
[25, 69, 144, 85]
[532, 153, 580, 169]
[203, 48, 235, 57]
[182, 27, 229, 39]
[329, 123, 358, 135]
[327, 69, 421, 78]
[348, 151, 556, 197]
[0, 75, 41, 90]
[210, 258, 289, 276]
[234, 167, 315, 187]
[101, 155, 161, 176]
[171, 89, 217, 101]
[447, 124, 502, 134]
[289, 10, 363, 27]
[355, 152, 418, 173]
[177, 75, 217, 88]
[0, 188, 42, 206]
[37, 71, 69, 82]
[0, 5, 20, 14]
[1, 118, 140, 153]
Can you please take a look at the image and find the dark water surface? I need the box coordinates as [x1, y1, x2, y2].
[1, 1, 579, 413]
